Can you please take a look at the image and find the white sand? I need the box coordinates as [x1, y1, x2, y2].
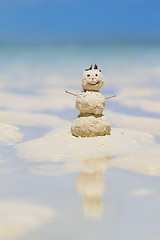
[16, 126, 160, 176]
[0, 201, 56, 239]
[118, 87, 160, 114]
[16, 126, 157, 161]
[0, 110, 70, 128]
[105, 110, 160, 134]
[0, 123, 23, 145]
[0, 89, 74, 111]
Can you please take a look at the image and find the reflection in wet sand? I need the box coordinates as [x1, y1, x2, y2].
[76, 156, 110, 220]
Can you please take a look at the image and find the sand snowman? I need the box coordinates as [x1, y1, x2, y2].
[66, 64, 115, 137]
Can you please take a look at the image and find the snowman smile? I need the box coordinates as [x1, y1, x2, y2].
[89, 81, 99, 86]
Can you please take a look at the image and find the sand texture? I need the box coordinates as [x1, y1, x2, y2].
[15, 125, 160, 176]
[82, 69, 104, 91]
[76, 91, 105, 115]
[71, 114, 111, 137]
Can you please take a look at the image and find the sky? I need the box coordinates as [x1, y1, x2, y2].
[0, 0, 160, 43]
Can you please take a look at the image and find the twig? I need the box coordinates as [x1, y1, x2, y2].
[105, 95, 116, 100]
[66, 91, 116, 99]
[65, 91, 77, 97]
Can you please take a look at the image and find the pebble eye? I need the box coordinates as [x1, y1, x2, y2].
[95, 74, 98, 76]
[87, 74, 90, 77]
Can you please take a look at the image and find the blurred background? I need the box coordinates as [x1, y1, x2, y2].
[1, 0, 160, 43]
[0, 0, 160, 119]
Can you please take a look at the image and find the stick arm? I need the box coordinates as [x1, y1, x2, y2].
[65, 91, 77, 97]
[105, 95, 116, 100]
[66, 91, 116, 99]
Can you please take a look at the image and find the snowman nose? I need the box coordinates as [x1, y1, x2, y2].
[92, 78, 94, 80]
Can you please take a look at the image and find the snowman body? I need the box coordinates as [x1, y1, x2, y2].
[71, 65, 111, 137]
[76, 91, 105, 115]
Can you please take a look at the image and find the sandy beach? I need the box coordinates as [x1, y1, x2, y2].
[0, 44, 160, 239]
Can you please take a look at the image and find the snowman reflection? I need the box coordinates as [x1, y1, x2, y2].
[76, 156, 111, 220]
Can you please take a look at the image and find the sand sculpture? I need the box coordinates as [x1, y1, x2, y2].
[66, 64, 116, 137]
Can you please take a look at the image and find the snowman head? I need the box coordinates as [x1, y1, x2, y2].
[82, 64, 104, 91]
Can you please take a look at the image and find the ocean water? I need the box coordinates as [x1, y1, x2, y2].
[0, 43, 160, 240]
